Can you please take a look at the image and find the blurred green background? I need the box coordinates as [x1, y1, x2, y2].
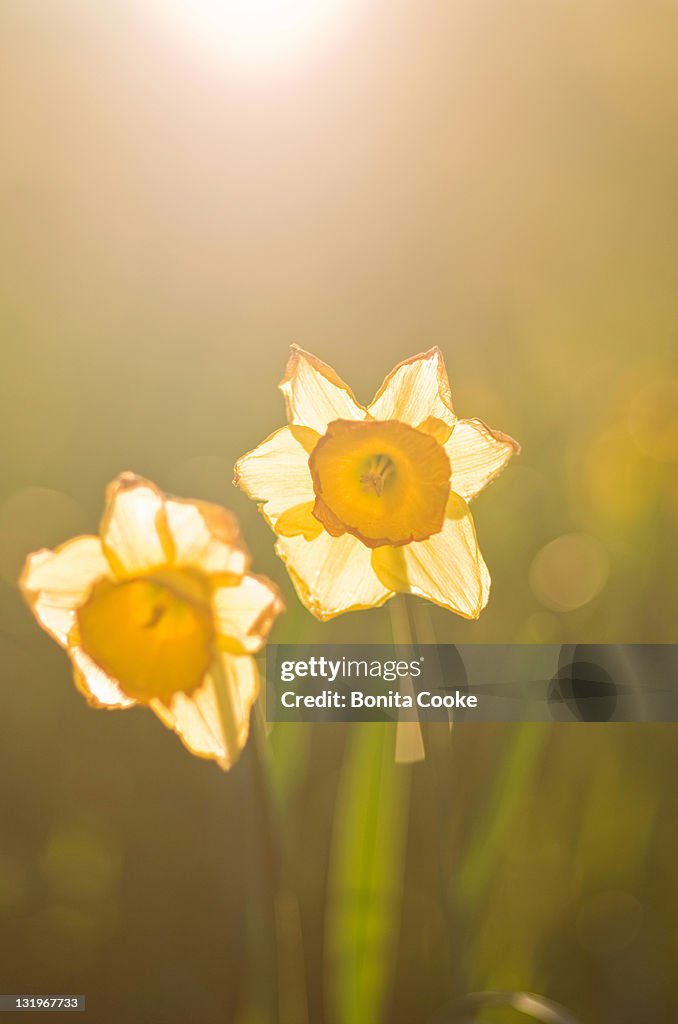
[1, 1, 678, 1021]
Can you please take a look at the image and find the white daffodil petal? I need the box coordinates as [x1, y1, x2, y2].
[19, 536, 112, 646]
[275, 530, 392, 620]
[100, 473, 171, 576]
[151, 653, 259, 770]
[165, 499, 249, 577]
[234, 426, 317, 528]
[70, 646, 135, 708]
[213, 574, 284, 653]
[368, 348, 456, 428]
[371, 495, 489, 618]
[446, 418, 520, 501]
[280, 345, 366, 433]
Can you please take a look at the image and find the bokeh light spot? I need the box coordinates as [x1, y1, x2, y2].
[628, 377, 678, 462]
[530, 532, 609, 612]
[582, 427, 660, 527]
[520, 610, 559, 642]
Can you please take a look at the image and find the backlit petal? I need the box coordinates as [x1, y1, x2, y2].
[445, 418, 520, 501]
[275, 530, 392, 620]
[371, 494, 489, 618]
[275, 502, 324, 540]
[19, 536, 112, 647]
[70, 646, 136, 708]
[234, 426, 317, 529]
[280, 345, 366, 433]
[368, 348, 456, 428]
[165, 499, 249, 577]
[151, 653, 259, 770]
[416, 415, 454, 445]
[213, 573, 284, 653]
[100, 473, 171, 577]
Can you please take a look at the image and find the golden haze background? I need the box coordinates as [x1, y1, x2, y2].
[1, 1, 677, 1022]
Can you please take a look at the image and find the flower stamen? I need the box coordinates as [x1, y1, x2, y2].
[359, 453, 396, 497]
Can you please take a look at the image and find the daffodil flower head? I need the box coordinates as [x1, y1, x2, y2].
[234, 347, 519, 621]
[20, 474, 283, 769]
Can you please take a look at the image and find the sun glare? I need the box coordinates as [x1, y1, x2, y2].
[158, 0, 362, 74]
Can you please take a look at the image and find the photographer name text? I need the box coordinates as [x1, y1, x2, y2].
[280, 689, 477, 710]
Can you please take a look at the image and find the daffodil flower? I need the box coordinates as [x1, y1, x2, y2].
[235, 347, 519, 621]
[20, 473, 283, 769]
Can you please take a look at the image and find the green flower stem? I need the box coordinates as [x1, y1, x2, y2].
[325, 719, 410, 1024]
[389, 597, 425, 763]
[244, 697, 310, 1024]
[392, 595, 466, 1005]
[210, 656, 286, 1023]
[251, 702, 310, 1024]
